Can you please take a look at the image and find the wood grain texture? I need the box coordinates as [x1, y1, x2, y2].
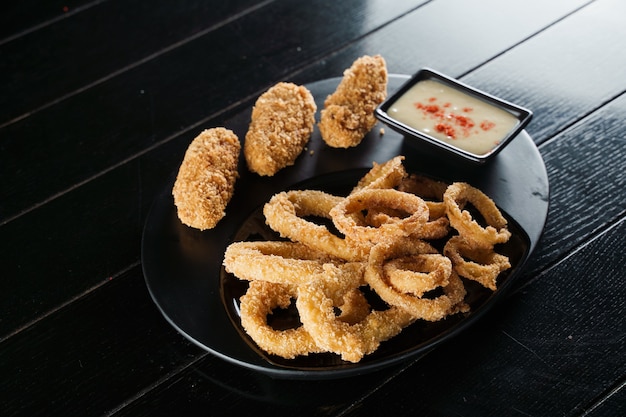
[0, 266, 204, 416]
[0, 0, 267, 125]
[1, 0, 624, 415]
[109, 352, 412, 416]
[0, 0, 97, 42]
[462, 0, 626, 144]
[522, 94, 626, 279]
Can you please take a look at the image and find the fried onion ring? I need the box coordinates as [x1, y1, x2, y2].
[364, 206, 450, 240]
[335, 287, 371, 325]
[263, 190, 370, 261]
[297, 283, 414, 362]
[443, 182, 511, 248]
[223, 241, 365, 300]
[224, 156, 512, 362]
[399, 173, 448, 200]
[330, 188, 429, 243]
[349, 164, 449, 239]
[398, 173, 449, 219]
[384, 254, 453, 297]
[351, 156, 407, 193]
[353, 163, 448, 239]
[443, 236, 511, 291]
[365, 239, 468, 321]
[240, 281, 322, 358]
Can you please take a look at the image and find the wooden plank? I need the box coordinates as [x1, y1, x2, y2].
[108, 350, 411, 416]
[293, 0, 592, 79]
[0, 0, 97, 42]
[0, 21, 268, 222]
[461, 0, 626, 143]
[0, 137, 196, 339]
[522, 93, 626, 279]
[0, 0, 270, 125]
[0, 266, 205, 416]
[584, 382, 626, 417]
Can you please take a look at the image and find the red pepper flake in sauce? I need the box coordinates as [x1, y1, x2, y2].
[480, 120, 496, 131]
[452, 114, 475, 129]
[435, 123, 456, 139]
[414, 99, 477, 139]
[414, 102, 440, 114]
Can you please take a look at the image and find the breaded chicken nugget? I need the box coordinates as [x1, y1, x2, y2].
[172, 127, 241, 230]
[319, 55, 388, 148]
[244, 82, 317, 176]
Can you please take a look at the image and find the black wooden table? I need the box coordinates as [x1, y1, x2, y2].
[1, 1, 624, 415]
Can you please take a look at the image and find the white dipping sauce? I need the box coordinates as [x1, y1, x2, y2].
[388, 79, 519, 155]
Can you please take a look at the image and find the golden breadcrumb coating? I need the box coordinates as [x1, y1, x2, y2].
[172, 127, 240, 230]
[244, 82, 317, 176]
[319, 55, 388, 148]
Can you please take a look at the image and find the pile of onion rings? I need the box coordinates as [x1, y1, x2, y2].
[223, 156, 512, 362]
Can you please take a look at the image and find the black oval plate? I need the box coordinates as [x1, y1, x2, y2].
[141, 75, 549, 379]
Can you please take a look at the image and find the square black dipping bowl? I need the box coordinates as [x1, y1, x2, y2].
[375, 68, 533, 164]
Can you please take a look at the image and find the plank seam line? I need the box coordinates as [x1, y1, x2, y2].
[333, 353, 431, 417]
[281, 0, 436, 78]
[0, 260, 140, 345]
[104, 351, 210, 417]
[501, 330, 550, 367]
[578, 376, 626, 417]
[0, 0, 277, 130]
[509, 89, 626, 291]
[0, 0, 107, 47]
[455, 0, 597, 80]
[514, 211, 626, 293]
[538, 89, 626, 149]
